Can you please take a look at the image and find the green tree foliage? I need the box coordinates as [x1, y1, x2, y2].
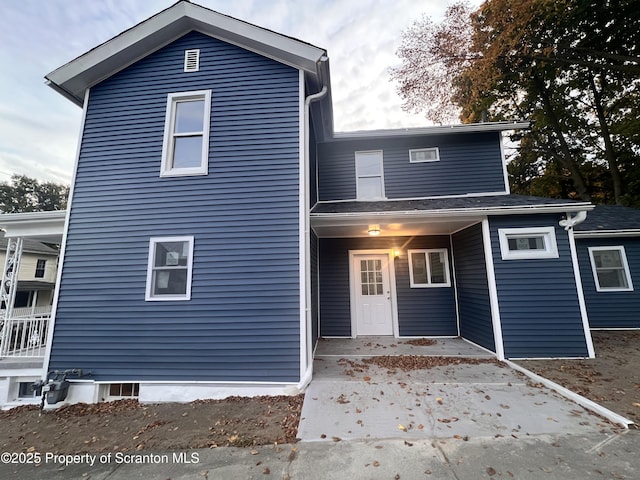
[391, 0, 640, 205]
[0, 175, 69, 213]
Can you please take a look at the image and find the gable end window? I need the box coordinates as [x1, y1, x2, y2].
[409, 147, 439, 163]
[35, 259, 46, 278]
[588, 246, 633, 292]
[161, 90, 211, 177]
[498, 227, 559, 260]
[409, 249, 451, 288]
[146, 236, 194, 301]
[355, 150, 385, 200]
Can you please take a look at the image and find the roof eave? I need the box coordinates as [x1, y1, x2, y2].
[332, 121, 530, 140]
[574, 229, 640, 238]
[45, 1, 327, 105]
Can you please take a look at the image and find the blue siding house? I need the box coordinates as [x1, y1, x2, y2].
[42, 1, 609, 405]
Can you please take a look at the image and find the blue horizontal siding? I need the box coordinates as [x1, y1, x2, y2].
[452, 223, 495, 352]
[317, 132, 506, 201]
[576, 237, 640, 328]
[318, 236, 457, 337]
[49, 31, 302, 382]
[489, 215, 589, 358]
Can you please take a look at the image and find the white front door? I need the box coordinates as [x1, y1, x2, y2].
[352, 254, 394, 336]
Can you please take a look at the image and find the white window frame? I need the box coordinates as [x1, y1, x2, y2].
[160, 90, 211, 177]
[498, 226, 559, 260]
[355, 150, 386, 200]
[588, 246, 633, 292]
[409, 147, 440, 163]
[145, 236, 194, 301]
[408, 248, 451, 288]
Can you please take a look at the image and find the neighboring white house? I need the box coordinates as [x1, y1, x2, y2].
[0, 211, 65, 408]
[0, 237, 58, 314]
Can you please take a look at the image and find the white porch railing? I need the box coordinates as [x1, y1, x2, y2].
[0, 310, 51, 358]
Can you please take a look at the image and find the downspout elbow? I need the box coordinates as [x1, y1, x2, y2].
[559, 210, 588, 231]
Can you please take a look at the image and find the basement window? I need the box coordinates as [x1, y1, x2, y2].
[498, 227, 559, 260]
[107, 383, 140, 399]
[588, 246, 633, 292]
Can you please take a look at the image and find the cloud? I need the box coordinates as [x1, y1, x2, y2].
[0, 0, 470, 183]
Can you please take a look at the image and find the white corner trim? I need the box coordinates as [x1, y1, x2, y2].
[482, 219, 505, 360]
[505, 360, 633, 428]
[42, 88, 91, 380]
[568, 229, 596, 358]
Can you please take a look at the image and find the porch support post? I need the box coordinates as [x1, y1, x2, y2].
[0, 236, 23, 356]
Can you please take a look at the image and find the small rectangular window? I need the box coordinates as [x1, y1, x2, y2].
[498, 227, 559, 260]
[161, 90, 211, 177]
[146, 236, 194, 301]
[355, 150, 385, 200]
[588, 246, 633, 292]
[18, 382, 37, 398]
[35, 259, 46, 278]
[409, 147, 439, 163]
[409, 249, 451, 287]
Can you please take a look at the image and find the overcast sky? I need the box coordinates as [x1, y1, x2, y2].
[0, 0, 475, 185]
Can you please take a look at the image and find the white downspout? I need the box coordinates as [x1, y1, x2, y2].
[299, 64, 328, 391]
[559, 210, 587, 230]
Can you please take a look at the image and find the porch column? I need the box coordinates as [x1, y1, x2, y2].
[0, 236, 24, 326]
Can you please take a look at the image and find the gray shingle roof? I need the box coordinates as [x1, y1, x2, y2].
[0, 238, 59, 255]
[575, 205, 640, 232]
[311, 194, 590, 214]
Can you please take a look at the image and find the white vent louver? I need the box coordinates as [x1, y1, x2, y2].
[184, 49, 200, 72]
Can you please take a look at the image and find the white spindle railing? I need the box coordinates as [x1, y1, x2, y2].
[0, 313, 50, 358]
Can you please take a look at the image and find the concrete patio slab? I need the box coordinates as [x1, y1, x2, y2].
[314, 336, 492, 357]
[299, 340, 618, 442]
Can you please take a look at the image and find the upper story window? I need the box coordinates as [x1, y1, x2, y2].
[409, 147, 440, 163]
[355, 150, 385, 200]
[409, 249, 451, 287]
[160, 90, 211, 177]
[498, 226, 559, 260]
[588, 246, 633, 292]
[35, 259, 46, 278]
[145, 236, 194, 301]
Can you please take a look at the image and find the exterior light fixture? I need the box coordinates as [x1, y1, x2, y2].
[368, 224, 381, 236]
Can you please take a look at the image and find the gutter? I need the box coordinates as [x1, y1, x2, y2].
[574, 229, 640, 238]
[559, 210, 588, 230]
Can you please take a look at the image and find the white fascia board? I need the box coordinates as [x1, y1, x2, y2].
[333, 121, 530, 139]
[310, 203, 595, 226]
[574, 229, 640, 238]
[46, 1, 326, 105]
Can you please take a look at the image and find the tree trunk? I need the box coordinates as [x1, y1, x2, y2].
[532, 74, 591, 201]
[587, 71, 623, 205]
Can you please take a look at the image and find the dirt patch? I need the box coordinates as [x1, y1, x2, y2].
[402, 338, 437, 346]
[0, 395, 303, 454]
[517, 331, 640, 426]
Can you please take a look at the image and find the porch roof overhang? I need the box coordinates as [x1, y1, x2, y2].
[0, 210, 67, 243]
[310, 195, 594, 237]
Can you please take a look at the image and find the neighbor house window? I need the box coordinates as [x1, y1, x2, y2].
[35, 259, 46, 278]
[355, 150, 385, 200]
[409, 249, 451, 287]
[498, 227, 559, 260]
[146, 236, 194, 301]
[409, 147, 439, 163]
[588, 246, 633, 292]
[160, 90, 211, 177]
